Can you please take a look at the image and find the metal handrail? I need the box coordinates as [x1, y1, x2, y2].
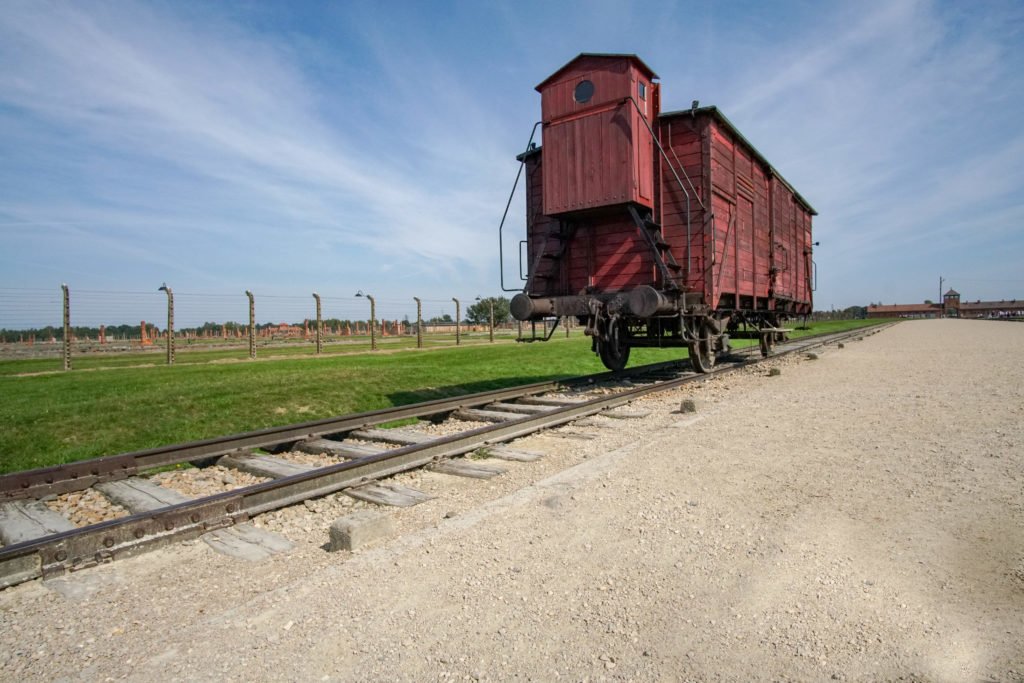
[498, 121, 543, 292]
[626, 96, 697, 280]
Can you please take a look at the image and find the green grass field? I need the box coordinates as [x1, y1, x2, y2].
[0, 319, 885, 473]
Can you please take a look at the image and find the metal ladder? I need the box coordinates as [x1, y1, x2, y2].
[627, 205, 683, 291]
[524, 221, 576, 294]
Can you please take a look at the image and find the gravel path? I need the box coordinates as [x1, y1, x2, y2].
[1, 319, 1021, 681]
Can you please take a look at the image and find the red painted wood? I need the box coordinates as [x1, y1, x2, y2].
[523, 56, 813, 315]
[538, 55, 658, 215]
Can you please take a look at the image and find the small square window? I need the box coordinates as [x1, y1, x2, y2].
[638, 82, 647, 100]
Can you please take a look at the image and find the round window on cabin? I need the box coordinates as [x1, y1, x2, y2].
[574, 80, 594, 104]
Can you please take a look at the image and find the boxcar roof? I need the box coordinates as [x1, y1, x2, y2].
[517, 104, 818, 216]
[535, 53, 658, 91]
[661, 106, 817, 216]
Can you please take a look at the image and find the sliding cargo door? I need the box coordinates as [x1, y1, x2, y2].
[737, 194, 755, 303]
[772, 189, 796, 302]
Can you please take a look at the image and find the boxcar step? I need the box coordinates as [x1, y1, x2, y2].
[0, 501, 77, 546]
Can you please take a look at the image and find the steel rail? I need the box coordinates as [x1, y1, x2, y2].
[0, 358, 694, 502]
[0, 324, 890, 587]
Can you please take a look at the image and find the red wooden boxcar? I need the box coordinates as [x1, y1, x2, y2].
[507, 54, 816, 371]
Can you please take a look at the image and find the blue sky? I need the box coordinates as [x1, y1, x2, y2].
[1, 0, 1022, 326]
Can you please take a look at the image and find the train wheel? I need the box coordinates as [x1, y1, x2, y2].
[688, 324, 716, 373]
[598, 320, 630, 372]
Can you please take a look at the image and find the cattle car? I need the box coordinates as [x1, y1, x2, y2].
[505, 53, 816, 371]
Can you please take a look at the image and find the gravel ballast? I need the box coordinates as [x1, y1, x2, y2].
[1, 319, 1022, 681]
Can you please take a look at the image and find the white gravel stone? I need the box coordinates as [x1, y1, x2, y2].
[149, 465, 267, 498]
[44, 488, 129, 527]
[1, 320, 1021, 682]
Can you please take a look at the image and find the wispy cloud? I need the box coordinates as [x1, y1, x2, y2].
[0, 1, 510, 292]
[0, 0, 1021, 313]
[707, 0, 1024, 302]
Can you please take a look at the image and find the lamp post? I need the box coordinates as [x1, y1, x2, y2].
[158, 283, 174, 365]
[355, 291, 376, 350]
[61, 283, 71, 371]
[452, 297, 461, 346]
[245, 290, 256, 359]
[413, 297, 423, 348]
[312, 292, 323, 354]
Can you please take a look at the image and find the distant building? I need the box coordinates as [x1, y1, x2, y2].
[958, 299, 1024, 318]
[866, 302, 942, 319]
[867, 289, 1024, 319]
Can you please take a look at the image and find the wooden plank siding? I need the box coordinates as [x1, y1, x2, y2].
[657, 119, 706, 295]
[524, 150, 653, 296]
[523, 85, 813, 315]
[769, 177, 813, 311]
[658, 111, 814, 313]
[538, 55, 658, 216]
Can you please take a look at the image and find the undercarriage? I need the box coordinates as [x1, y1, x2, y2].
[511, 287, 794, 372]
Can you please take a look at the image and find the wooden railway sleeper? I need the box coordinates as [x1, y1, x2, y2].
[0, 324, 894, 588]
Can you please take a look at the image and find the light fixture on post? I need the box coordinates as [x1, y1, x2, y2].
[355, 290, 377, 350]
[158, 283, 174, 365]
[413, 297, 423, 349]
[312, 292, 323, 354]
[451, 297, 461, 346]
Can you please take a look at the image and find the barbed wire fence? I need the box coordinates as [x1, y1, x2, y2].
[0, 286, 569, 371]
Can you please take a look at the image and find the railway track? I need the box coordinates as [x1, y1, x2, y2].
[0, 324, 891, 588]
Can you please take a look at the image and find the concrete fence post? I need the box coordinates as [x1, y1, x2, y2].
[312, 292, 323, 354]
[452, 297, 461, 346]
[368, 295, 377, 351]
[489, 301, 495, 343]
[566, 316, 570, 338]
[61, 283, 72, 371]
[413, 297, 423, 349]
[159, 284, 174, 365]
[245, 290, 256, 359]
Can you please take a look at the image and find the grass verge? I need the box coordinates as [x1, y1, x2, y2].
[0, 319, 886, 473]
